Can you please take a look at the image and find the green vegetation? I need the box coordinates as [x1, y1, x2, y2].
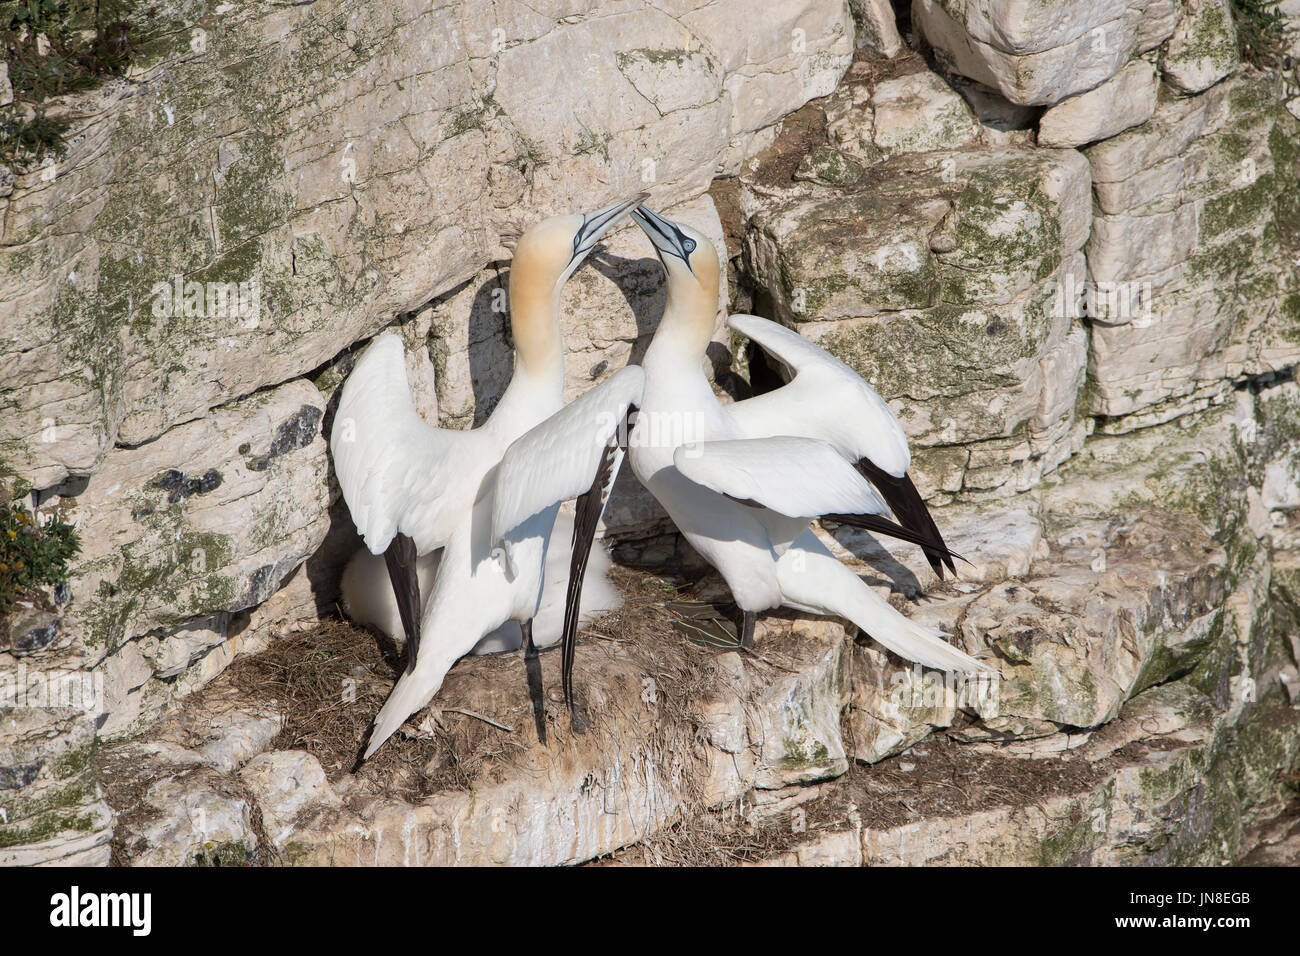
[2, 1, 135, 101]
[0, 104, 68, 162]
[0, 0, 136, 164]
[0, 502, 80, 612]
[1230, 2, 1290, 70]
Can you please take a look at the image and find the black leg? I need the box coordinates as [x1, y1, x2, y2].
[383, 533, 421, 673]
[522, 619, 547, 744]
[737, 608, 757, 650]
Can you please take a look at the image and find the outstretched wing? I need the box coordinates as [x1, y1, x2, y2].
[673, 436, 887, 518]
[724, 315, 954, 577]
[330, 333, 473, 555]
[490, 366, 644, 714]
[724, 315, 910, 476]
[672, 436, 962, 558]
[490, 366, 644, 544]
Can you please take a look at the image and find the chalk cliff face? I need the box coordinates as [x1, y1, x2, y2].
[1, 1, 1298, 866]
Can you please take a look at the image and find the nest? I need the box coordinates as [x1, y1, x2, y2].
[224, 564, 737, 812]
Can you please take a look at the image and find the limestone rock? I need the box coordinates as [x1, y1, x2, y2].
[869, 70, 982, 156]
[919, 0, 1134, 56]
[1137, 0, 1182, 52]
[821, 67, 980, 167]
[119, 767, 254, 867]
[1041, 399, 1248, 539]
[853, 693, 1300, 865]
[1082, 74, 1300, 427]
[1161, 0, 1239, 94]
[1256, 379, 1300, 514]
[0, 707, 112, 866]
[0, 0, 853, 492]
[913, 0, 1155, 106]
[1038, 59, 1159, 147]
[239, 751, 339, 849]
[747, 617, 851, 789]
[849, 0, 905, 57]
[741, 135, 1093, 494]
[1282, 1, 1300, 57]
[54, 378, 332, 738]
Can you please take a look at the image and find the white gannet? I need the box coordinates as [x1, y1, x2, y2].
[340, 507, 622, 655]
[587, 203, 991, 702]
[330, 197, 643, 758]
[356, 363, 642, 760]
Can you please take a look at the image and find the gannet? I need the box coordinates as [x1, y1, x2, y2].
[581, 203, 992, 703]
[330, 197, 643, 759]
[340, 508, 622, 655]
[353, 363, 640, 760]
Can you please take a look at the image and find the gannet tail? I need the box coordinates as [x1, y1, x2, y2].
[776, 535, 993, 674]
[360, 666, 441, 763]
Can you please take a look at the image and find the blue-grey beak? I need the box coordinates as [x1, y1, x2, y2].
[569, 193, 649, 268]
[631, 203, 696, 272]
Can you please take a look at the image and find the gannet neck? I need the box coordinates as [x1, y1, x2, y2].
[507, 260, 565, 382]
[645, 270, 719, 375]
[503, 195, 644, 381]
[629, 204, 722, 369]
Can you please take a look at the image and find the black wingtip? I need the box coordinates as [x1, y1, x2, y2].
[349, 737, 369, 775]
[854, 461, 957, 581]
[383, 533, 422, 673]
[823, 511, 963, 567]
[558, 404, 633, 727]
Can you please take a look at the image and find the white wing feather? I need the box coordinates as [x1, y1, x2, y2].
[724, 315, 911, 477]
[330, 334, 475, 555]
[491, 365, 644, 543]
[673, 436, 889, 518]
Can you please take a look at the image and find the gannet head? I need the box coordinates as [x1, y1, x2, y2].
[511, 195, 646, 292]
[631, 204, 721, 347]
[508, 195, 645, 372]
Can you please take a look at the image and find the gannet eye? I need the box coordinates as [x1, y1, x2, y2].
[682, 238, 696, 254]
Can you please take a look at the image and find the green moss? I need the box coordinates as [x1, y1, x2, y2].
[794, 146, 868, 187]
[1037, 783, 1113, 865]
[0, 105, 70, 165]
[617, 48, 696, 69]
[189, 841, 252, 867]
[0, 810, 100, 848]
[50, 740, 96, 780]
[446, 94, 496, 138]
[1199, 173, 1277, 242]
[82, 520, 236, 651]
[1, 1, 136, 103]
[0, 765, 100, 848]
[1172, 0, 1240, 73]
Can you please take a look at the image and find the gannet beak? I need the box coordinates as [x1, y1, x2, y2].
[567, 193, 649, 270]
[631, 204, 696, 272]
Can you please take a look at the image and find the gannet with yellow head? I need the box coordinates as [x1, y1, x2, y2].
[332, 196, 645, 761]
[551, 203, 992, 708]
